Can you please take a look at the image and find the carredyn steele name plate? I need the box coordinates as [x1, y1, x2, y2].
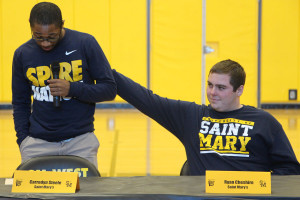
[12, 170, 80, 193]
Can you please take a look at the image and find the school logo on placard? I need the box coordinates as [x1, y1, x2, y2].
[260, 180, 267, 187]
[208, 179, 215, 186]
[15, 179, 23, 187]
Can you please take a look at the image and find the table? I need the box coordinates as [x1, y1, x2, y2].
[0, 176, 300, 200]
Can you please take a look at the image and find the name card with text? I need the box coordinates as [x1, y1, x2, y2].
[206, 171, 271, 194]
[12, 170, 80, 193]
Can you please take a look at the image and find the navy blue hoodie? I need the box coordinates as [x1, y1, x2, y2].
[12, 28, 116, 146]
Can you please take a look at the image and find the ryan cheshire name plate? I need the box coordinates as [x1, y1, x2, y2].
[12, 170, 80, 193]
[205, 170, 271, 194]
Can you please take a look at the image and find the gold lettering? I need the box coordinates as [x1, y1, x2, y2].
[72, 60, 83, 82]
[224, 136, 237, 150]
[238, 136, 251, 151]
[60, 62, 73, 81]
[199, 133, 212, 147]
[81, 168, 88, 177]
[36, 66, 50, 87]
[202, 117, 254, 126]
[212, 136, 224, 150]
[26, 68, 39, 86]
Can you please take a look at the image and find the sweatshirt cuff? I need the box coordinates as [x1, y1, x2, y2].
[68, 82, 80, 98]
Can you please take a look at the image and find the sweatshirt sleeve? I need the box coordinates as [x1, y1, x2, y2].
[12, 50, 32, 146]
[112, 70, 194, 141]
[68, 37, 116, 103]
[269, 121, 300, 175]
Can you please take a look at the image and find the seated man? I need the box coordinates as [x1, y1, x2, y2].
[112, 59, 300, 175]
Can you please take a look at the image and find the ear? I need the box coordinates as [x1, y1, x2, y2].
[62, 20, 65, 28]
[236, 85, 244, 97]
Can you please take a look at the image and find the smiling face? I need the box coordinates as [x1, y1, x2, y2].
[206, 73, 244, 112]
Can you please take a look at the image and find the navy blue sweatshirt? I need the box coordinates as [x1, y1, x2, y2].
[12, 28, 116, 146]
[113, 70, 300, 175]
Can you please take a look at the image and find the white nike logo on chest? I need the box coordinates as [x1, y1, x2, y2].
[65, 50, 77, 55]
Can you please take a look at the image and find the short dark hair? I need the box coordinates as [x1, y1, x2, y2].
[29, 2, 63, 28]
[209, 59, 246, 92]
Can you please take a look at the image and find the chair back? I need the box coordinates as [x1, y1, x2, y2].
[15, 155, 100, 177]
[180, 160, 190, 176]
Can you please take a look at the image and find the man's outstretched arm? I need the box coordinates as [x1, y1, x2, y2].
[112, 69, 195, 140]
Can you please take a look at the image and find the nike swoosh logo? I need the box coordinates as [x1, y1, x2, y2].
[65, 50, 77, 55]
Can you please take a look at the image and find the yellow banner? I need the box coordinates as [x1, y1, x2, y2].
[206, 171, 271, 194]
[12, 170, 80, 193]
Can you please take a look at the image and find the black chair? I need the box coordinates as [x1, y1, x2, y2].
[180, 160, 190, 176]
[15, 155, 100, 177]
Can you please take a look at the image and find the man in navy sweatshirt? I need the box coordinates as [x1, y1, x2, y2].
[12, 2, 116, 168]
[112, 59, 300, 175]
